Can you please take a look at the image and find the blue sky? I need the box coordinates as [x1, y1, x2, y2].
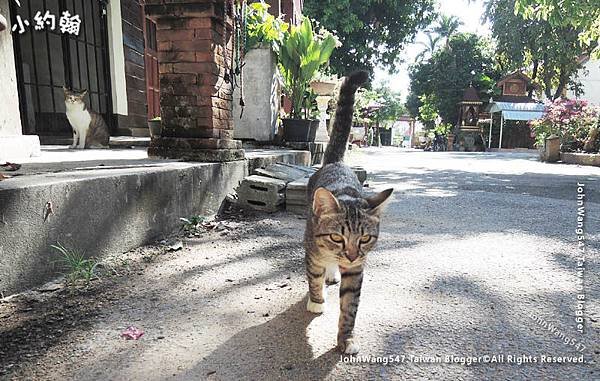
[373, 0, 492, 100]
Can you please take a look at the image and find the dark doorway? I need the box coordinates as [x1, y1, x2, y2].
[380, 128, 392, 146]
[10, 0, 112, 138]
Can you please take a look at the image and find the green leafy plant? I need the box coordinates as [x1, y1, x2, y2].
[279, 17, 338, 119]
[434, 122, 453, 136]
[417, 94, 440, 130]
[51, 242, 98, 284]
[180, 215, 206, 234]
[244, 1, 289, 53]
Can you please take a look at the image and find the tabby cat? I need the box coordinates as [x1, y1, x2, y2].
[63, 87, 110, 149]
[304, 71, 393, 355]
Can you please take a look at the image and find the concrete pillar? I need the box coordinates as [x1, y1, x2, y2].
[542, 135, 560, 162]
[145, 0, 244, 162]
[0, 0, 41, 162]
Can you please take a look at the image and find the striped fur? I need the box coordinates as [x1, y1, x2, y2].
[304, 71, 393, 355]
[322, 71, 369, 165]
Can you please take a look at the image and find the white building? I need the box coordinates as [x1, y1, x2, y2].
[569, 57, 600, 105]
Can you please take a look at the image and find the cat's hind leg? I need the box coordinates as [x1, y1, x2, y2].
[306, 255, 326, 314]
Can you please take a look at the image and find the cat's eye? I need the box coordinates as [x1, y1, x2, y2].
[359, 235, 372, 243]
[329, 233, 344, 243]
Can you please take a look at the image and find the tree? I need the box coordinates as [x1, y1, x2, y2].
[415, 33, 442, 62]
[406, 33, 500, 126]
[432, 15, 463, 48]
[484, 0, 593, 100]
[354, 86, 406, 126]
[303, 0, 437, 75]
[371, 86, 407, 126]
[514, 0, 600, 59]
[417, 94, 440, 129]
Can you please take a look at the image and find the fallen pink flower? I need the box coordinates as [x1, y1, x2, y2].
[121, 326, 144, 340]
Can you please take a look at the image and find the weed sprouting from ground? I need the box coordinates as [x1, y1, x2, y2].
[51, 242, 99, 284]
[180, 215, 206, 236]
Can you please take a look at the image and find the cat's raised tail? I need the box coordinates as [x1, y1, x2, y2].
[322, 70, 370, 165]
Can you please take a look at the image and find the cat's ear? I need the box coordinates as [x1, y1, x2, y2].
[81, 90, 88, 96]
[313, 187, 340, 216]
[366, 188, 393, 215]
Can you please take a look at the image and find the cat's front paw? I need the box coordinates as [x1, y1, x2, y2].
[325, 265, 341, 285]
[306, 298, 325, 314]
[339, 339, 360, 355]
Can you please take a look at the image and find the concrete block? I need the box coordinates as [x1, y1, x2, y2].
[560, 152, 600, 167]
[352, 167, 367, 184]
[238, 175, 286, 212]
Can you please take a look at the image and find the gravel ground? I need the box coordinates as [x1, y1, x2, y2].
[1, 147, 599, 380]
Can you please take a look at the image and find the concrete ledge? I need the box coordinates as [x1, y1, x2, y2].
[560, 152, 600, 167]
[0, 135, 41, 162]
[0, 149, 310, 295]
[487, 148, 538, 154]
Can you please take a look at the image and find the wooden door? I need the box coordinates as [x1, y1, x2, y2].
[143, 14, 159, 119]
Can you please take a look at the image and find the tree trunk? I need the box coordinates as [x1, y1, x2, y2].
[553, 67, 569, 100]
[528, 60, 539, 98]
[542, 54, 553, 100]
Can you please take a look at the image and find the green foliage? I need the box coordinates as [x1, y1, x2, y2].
[303, 0, 436, 74]
[180, 215, 206, 234]
[372, 87, 406, 127]
[417, 94, 440, 129]
[244, 1, 289, 53]
[434, 122, 453, 136]
[415, 33, 442, 63]
[485, 0, 591, 100]
[514, 0, 600, 59]
[354, 86, 406, 127]
[51, 242, 98, 284]
[278, 18, 338, 119]
[407, 33, 500, 125]
[432, 15, 464, 48]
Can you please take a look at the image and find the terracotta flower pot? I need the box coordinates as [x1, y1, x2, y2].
[310, 80, 337, 96]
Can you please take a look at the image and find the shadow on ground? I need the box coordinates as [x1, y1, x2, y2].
[177, 299, 339, 381]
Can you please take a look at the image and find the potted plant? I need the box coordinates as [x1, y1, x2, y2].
[148, 117, 162, 138]
[310, 72, 339, 96]
[278, 17, 338, 142]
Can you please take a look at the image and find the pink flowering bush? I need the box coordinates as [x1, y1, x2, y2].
[531, 98, 599, 152]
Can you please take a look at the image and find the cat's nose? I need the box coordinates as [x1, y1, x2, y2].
[345, 252, 358, 262]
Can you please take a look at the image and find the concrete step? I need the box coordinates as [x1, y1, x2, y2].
[109, 137, 151, 148]
[0, 148, 310, 295]
[116, 127, 151, 137]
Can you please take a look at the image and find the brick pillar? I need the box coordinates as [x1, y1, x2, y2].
[145, 0, 244, 162]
